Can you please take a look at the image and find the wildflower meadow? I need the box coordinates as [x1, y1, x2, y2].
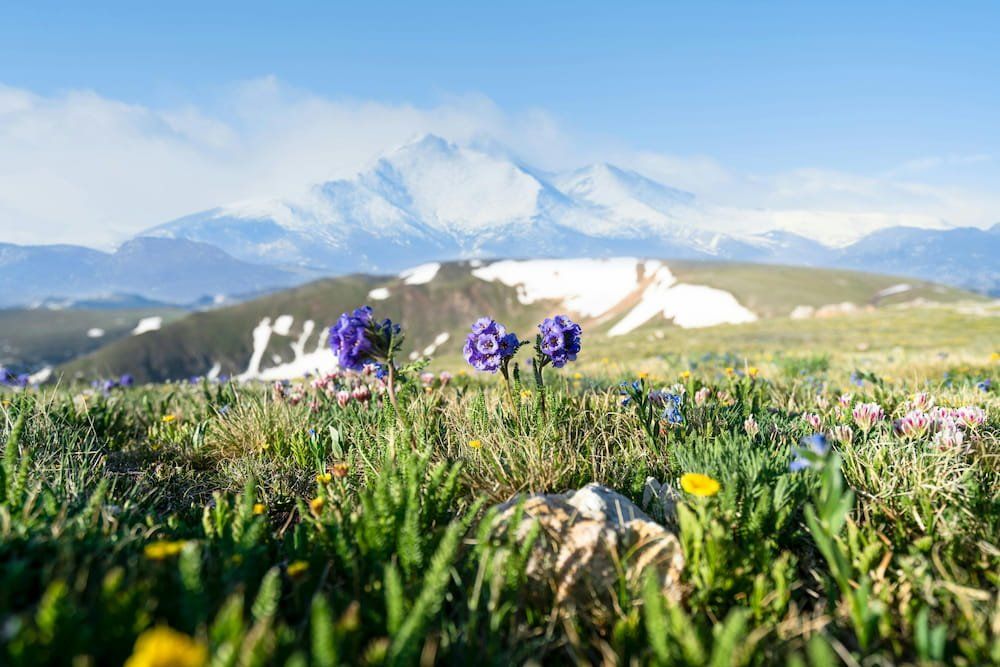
[1, 306, 998, 666]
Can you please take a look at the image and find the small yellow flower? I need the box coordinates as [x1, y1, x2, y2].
[679, 370, 692, 380]
[601, 357, 610, 365]
[144, 540, 188, 561]
[724, 367, 735, 376]
[331, 462, 350, 479]
[457, 369, 467, 376]
[747, 367, 759, 378]
[316, 472, 332, 484]
[1, 399, 10, 407]
[467, 439, 482, 450]
[287, 560, 309, 578]
[638, 371, 649, 380]
[990, 351, 1000, 363]
[680, 473, 720, 497]
[520, 389, 532, 400]
[125, 625, 207, 667]
[309, 497, 326, 515]
[253, 503, 266, 515]
[161, 414, 176, 423]
[573, 372, 583, 380]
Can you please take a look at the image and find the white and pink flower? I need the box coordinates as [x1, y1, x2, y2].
[894, 410, 931, 439]
[852, 402, 885, 433]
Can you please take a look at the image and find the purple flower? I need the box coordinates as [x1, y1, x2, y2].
[536, 315, 582, 368]
[464, 318, 520, 373]
[329, 306, 401, 372]
[119, 374, 134, 388]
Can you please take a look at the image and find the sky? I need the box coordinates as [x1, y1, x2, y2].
[1, 1, 998, 246]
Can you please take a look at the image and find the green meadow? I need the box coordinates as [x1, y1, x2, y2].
[1, 310, 998, 666]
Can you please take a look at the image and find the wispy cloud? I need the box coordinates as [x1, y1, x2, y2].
[0, 78, 996, 248]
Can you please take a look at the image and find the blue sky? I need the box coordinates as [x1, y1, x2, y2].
[1, 1, 998, 244]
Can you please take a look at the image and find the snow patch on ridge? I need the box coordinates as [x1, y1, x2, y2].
[875, 283, 912, 298]
[239, 317, 338, 381]
[608, 264, 757, 334]
[471, 258, 642, 318]
[423, 332, 450, 356]
[368, 287, 390, 300]
[471, 258, 757, 333]
[132, 317, 162, 335]
[272, 314, 294, 336]
[400, 262, 440, 285]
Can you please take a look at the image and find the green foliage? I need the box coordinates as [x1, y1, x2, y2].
[0, 354, 997, 664]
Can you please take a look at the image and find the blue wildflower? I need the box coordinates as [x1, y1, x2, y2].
[789, 434, 829, 472]
[977, 379, 992, 392]
[649, 390, 684, 425]
[119, 374, 134, 388]
[536, 315, 582, 368]
[329, 306, 401, 372]
[464, 318, 521, 373]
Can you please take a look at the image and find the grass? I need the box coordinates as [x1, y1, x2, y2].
[1, 328, 998, 665]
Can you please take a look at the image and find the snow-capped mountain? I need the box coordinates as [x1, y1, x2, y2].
[145, 135, 734, 271]
[2, 135, 995, 308]
[141, 134, 998, 296]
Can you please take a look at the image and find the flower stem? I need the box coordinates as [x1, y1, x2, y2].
[500, 363, 518, 418]
[532, 357, 547, 415]
[385, 362, 415, 448]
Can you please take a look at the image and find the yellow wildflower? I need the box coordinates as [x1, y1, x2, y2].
[573, 372, 583, 380]
[331, 462, 350, 479]
[724, 367, 735, 376]
[252, 503, 266, 515]
[601, 357, 610, 365]
[990, 351, 1000, 363]
[638, 371, 649, 380]
[680, 473, 720, 497]
[520, 389, 532, 400]
[316, 472, 332, 484]
[468, 439, 482, 450]
[309, 497, 325, 515]
[125, 626, 207, 667]
[287, 560, 309, 578]
[747, 367, 759, 378]
[679, 370, 692, 380]
[144, 540, 188, 561]
[161, 414, 176, 423]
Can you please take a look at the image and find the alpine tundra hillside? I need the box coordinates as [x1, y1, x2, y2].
[57, 258, 986, 383]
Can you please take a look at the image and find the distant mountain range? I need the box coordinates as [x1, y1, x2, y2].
[0, 237, 308, 307]
[1, 135, 998, 306]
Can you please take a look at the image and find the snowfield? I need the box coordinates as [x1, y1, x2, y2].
[399, 262, 441, 285]
[472, 258, 757, 332]
[132, 317, 163, 335]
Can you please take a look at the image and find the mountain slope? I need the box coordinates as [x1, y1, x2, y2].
[59, 259, 983, 383]
[834, 226, 1000, 296]
[0, 237, 309, 307]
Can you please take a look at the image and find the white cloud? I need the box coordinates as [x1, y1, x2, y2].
[0, 79, 997, 248]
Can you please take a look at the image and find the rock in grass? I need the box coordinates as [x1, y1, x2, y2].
[488, 483, 684, 617]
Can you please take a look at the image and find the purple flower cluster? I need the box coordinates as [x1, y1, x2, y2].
[91, 374, 134, 394]
[463, 318, 520, 373]
[329, 307, 376, 371]
[1, 367, 31, 388]
[537, 315, 582, 368]
[329, 306, 400, 372]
